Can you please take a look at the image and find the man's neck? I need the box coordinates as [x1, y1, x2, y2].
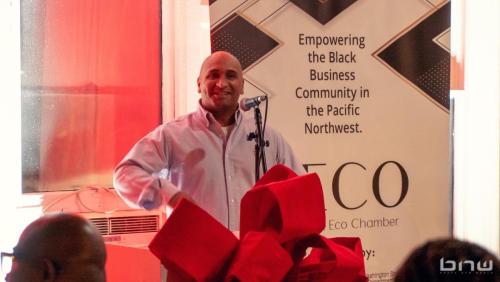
[213, 111, 236, 126]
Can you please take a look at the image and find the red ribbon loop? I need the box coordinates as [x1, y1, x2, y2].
[149, 164, 367, 282]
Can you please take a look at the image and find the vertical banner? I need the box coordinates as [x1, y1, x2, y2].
[209, 0, 450, 280]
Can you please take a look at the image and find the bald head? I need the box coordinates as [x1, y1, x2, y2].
[6, 213, 106, 282]
[198, 51, 242, 76]
[197, 51, 245, 126]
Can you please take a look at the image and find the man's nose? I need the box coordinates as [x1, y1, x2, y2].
[216, 77, 228, 88]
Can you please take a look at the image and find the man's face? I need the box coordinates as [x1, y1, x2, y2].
[197, 52, 244, 116]
[4, 247, 45, 282]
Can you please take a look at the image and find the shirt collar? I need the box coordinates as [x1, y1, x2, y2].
[196, 100, 242, 128]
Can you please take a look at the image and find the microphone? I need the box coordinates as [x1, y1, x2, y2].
[239, 95, 268, 111]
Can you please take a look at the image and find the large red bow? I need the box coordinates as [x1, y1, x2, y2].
[149, 164, 367, 281]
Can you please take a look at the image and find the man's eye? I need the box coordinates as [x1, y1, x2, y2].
[207, 73, 219, 79]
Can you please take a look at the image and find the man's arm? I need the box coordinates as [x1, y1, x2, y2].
[270, 129, 306, 175]
[113, 127, 180, 210]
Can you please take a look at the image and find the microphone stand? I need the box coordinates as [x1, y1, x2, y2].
[247, 106, 269, 182]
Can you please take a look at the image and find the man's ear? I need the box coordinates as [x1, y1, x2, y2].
[197, 77, 201, 93]
[42, 259, 57, 282]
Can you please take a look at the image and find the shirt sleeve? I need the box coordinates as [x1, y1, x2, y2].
[269, 128, 306, 175]
[113, 126, 180, 210]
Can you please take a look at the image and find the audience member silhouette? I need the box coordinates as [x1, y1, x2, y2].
[4, 213, 106, 282]
[394, 238, 500, 282]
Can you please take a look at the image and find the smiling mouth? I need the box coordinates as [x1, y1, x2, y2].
[212, 92, 231, 98]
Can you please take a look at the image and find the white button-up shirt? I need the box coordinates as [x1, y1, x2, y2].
[113, 106, 304, 230]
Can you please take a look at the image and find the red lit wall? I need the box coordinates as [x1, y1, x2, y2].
[33, 0, 160, 188]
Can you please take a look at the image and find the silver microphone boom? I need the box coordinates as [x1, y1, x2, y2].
[239, 95, 268, 111]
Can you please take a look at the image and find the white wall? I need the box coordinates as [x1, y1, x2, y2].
[453, 0, 500, 256]
[0, 0, 24, 252]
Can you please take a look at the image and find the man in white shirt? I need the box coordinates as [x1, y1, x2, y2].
[113, 51, 304, 230]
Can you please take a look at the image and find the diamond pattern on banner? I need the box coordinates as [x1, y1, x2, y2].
[290, 0, 358, 25]
[377, 2, 450, 110]
[416, 57, 450, 106]
[424, 0, 448, 6]
[211, 14, 279, 70]
[433, 28, 450, 52]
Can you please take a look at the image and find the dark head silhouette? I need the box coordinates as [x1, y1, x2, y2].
[5, 213, 106, 282]
[394, 238, 500, 282]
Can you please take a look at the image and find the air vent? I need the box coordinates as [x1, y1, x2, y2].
[88, 215, 159, 236]
[109, 215, 159, 235]
[89, 218, 110, 236]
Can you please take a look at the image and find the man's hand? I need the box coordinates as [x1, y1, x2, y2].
[166, 191, 194, 217]
[139, 187, 163, 210]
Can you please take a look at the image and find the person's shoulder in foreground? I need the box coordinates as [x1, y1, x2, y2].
[4, 212, 106, 282]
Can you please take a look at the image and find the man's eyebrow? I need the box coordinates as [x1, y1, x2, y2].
[205, 68, 220, 74]
[226, 69, 239, 75]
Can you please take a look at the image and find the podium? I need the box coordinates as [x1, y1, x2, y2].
[106, 242, 166, 282]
